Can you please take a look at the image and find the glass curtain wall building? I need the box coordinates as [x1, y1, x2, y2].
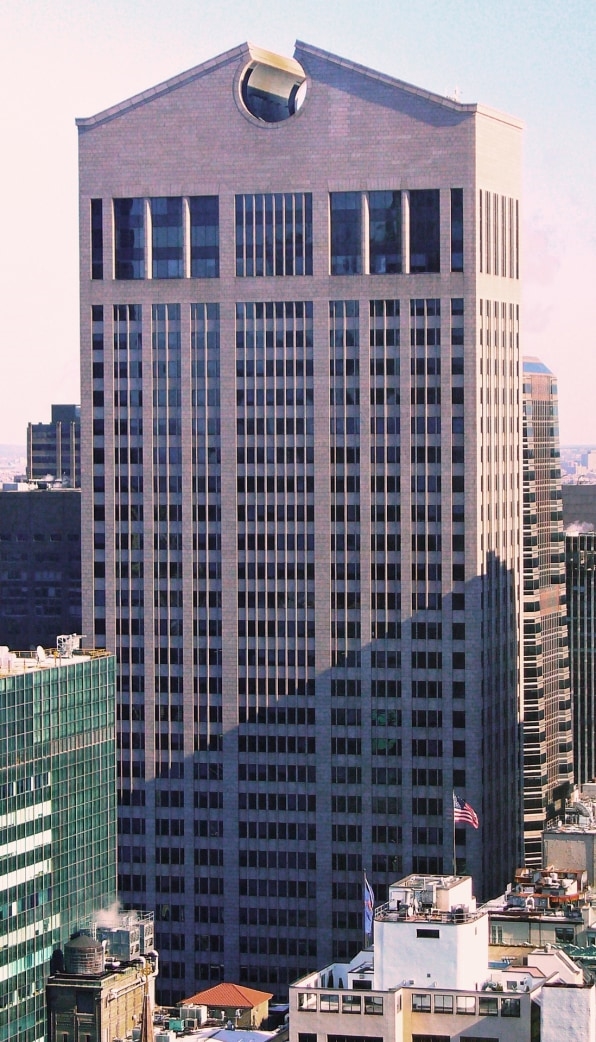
[0, 646, 116, 1042]
[78, 42, 524, 1001]
[521, 359, 572, 864]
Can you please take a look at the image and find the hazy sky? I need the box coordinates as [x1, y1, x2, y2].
[1, 0, 594, 444]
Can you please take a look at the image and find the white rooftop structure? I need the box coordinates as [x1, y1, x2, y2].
[290, 874, 593, 1042]
[0, 636, 90, 676]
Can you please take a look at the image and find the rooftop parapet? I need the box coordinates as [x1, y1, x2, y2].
[0, 637, 109, 676]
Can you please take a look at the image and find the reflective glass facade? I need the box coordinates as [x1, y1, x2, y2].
[114, 199, 145, 280]
[0, 652, 116, 1042]
[151, 197, 184, 279]
[235, 194, 313, 276]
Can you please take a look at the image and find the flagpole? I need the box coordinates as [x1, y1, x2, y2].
[362, 871, 368, 954]
[452, 792, 457, 876]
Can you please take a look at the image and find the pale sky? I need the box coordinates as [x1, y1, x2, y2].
[0, 0, 594, 444]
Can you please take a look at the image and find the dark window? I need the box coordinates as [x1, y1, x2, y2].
[500, 998, 521, 1018]
[416, 929, 440, 939]
[412, 1037, 450, 1042]
[409, 190, 440, 272]
[412, 1033, 450, 1042]
[329, 1037, 383, 1042]
[478, 997, 499, 1016]
[369, 191, 401, 273]
[451, 188, 463, 270]
[114, 198, 145, 279]
[151, 197, 183, 278]
[331, 192, 362, 274]
[190, 196, 219, 277]
[236, 193, 312, 276]
[91, 199, 103, 279]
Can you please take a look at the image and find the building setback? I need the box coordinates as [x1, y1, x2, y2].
[78, 42, 524, 1000]
[0, 643, 116, 1042]
[521, 358, 572, 863]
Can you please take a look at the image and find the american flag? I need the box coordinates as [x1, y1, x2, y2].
[453, 792, 479, 829]
[363, 872, 375, 935]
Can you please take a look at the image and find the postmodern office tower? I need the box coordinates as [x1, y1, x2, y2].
[521, 359, 572, 864]
[78, 42, 523, 999]
[0, 643, 116, 1042]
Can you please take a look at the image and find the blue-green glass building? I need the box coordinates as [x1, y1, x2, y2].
[0, 644, 116, 1042]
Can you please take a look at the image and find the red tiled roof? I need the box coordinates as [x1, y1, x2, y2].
[181, 983, 273, 1008]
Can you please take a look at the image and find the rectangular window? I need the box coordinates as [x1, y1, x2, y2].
[341, 995, 362, 1014]
[456, 996, 476, 1015]
[151, 197, 183, 278]
[409, 190, 440, 272]
[500, 998, 521, 1018]
[114, 198, 145, 279]
[412, 994, 431, 1012]
[364, 996, 383, 1015]
[369, 191, 401, 273]
[450, 188, 463, 271]
[331, 192, 362, 274]
[236, 192, 312, 276]
[479, 189, 483, 272]
[461, 1038, 498, 1042]
[190, 196, 219, 277]
[329, 1037, 383, 1042]
[91, 199, 103, 279]
[297, 992, 317, 1011]
[320, 994, 339, 1012]
[478, 997, 498, 1016]
[433, 995, 453, 1014]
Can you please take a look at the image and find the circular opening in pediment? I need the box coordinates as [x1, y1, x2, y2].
[240, 54, 307, 123]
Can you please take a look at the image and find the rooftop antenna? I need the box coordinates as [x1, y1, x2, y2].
[56, 634, 83, 658]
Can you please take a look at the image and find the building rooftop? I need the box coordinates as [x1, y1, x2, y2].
[523, 357, 554, 376]
[0, 637, 108, 677]
[376, 872, 483, 924]
[76, 40, 522, 131]
[181, 984, 274, 1009]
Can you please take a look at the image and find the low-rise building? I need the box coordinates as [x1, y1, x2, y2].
[46, 919, 157, 1042]
[485, 865, 596, 947]
[290, 874, 594, 1042]
[179, 983, 273, 1029]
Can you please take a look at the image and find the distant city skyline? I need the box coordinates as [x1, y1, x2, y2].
[0, 0, 595, 443]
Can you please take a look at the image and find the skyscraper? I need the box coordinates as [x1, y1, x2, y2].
[78, 42, 524, 1000]
[0, 641, 116, 1042]
[562, 483, 596, 787]
[521, 358, 573, 863]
